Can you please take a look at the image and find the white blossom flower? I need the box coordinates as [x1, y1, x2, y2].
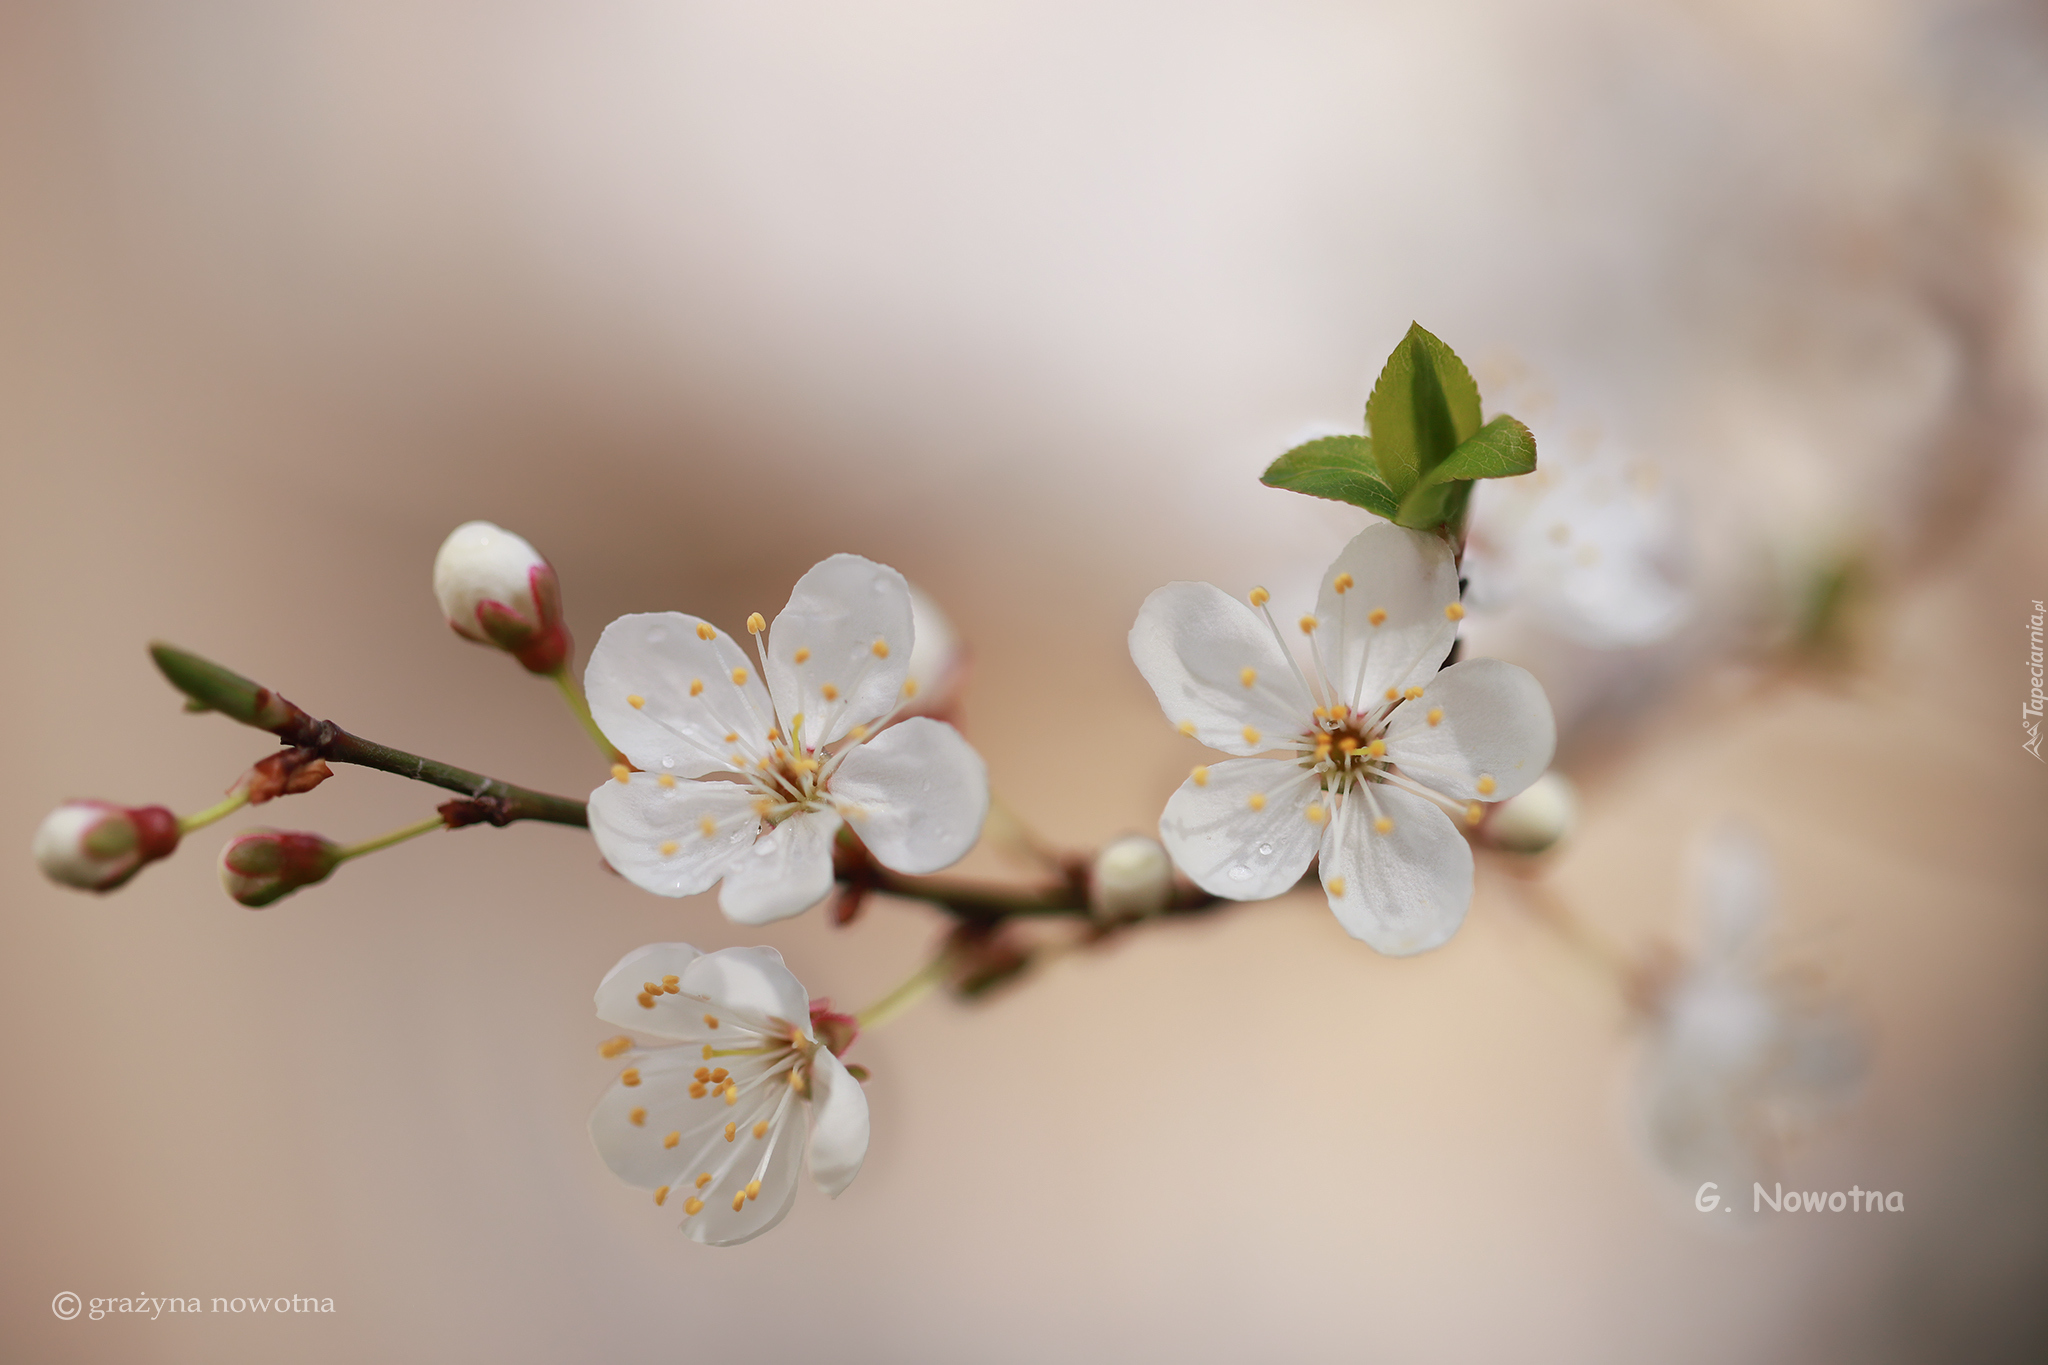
[585, 554, 989, 922]
[432, 521, 570, 673]
[1130, 523, 1556, 955]
[589, 943, 868, 1246]
[1635, 825, 1861, 1189]
[1462, 418, 1689, 650]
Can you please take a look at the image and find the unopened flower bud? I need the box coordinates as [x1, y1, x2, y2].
[1090, 834, 1173, 921]
[432, 521, 571, 674]
[218, 830, 343, 908]
[1481, 771, 1578, 855]
[33, 800, 181, 892]
[901, 584, 966, 719]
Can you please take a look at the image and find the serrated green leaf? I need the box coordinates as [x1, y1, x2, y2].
[1393, 416, 1537, 528]
[1365, 323, 1483, 497]
[1259, 435, 1399, 519]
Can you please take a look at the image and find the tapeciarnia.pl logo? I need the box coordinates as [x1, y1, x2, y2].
[2025, 599, 2044, 761]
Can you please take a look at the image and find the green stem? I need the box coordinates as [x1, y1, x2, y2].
[855, 952, 955, 1030]
[334, 815, 448, 862]
[151, 643, 589, 828]
[178, 789, 250, 835]
[552, 667, 623, 764]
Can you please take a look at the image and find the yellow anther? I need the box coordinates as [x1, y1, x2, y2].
[732, 1192, 746, 1212]
[1374, 816, 1394, 834]
[731, 667, 749, 686]
[822, 683, 840, 701]
[794, 647, 811, 663]
[1240, 667, 1257, 688]
[747, 612, 766, 634]
[612, 764, 632, 784]
[660, 840, 679, 856]
[871, 639, 890, 658]
[1445, 603, 1466, 621]
[851, 724, 870, 741]
[688, 1081, 707, 1099]
[1333, 572, 1354, 594]
[1306, 805, 1326, 825]
[636, 992, 654, 1009]
[1367, 607, 1388, 627]
[794, 757, 819, 774]
[745, 1180, 761, 1201]
[643, 981, 660, 994]
[723, 1123, 737, 1143]
[723, 1085, 738, 1106]
[627, 693, 645, 709]
[663, 1131, 680, 1149]
[1337, 737, 1358, 755]
[702, 1044, 714, 1059]
[599, 1036, 632, 1059]
[704, 1015, 720, 1030]
[628, 1107, 646, 1126]
[1465, 802, 1484, 826]
[1549, 522, 1572, 545]
[1330, 704, 1349, 721]
[695, 1173, 712, 1189]
[1366, 739, 1386, 758]
[1242, 726, 1261, 746]
[725, 732, 739, 742]
[709, 1067, 729, 1083]
[1385, 687, 1399, 701]
[698, 817, 716, 838]
[1404, 686, 1424, 700]
[1298, 615, 1318, 633]
[620, 1068, 642, 1087]
[1248, 793, 1266, 812]
[1328, 877, 1346, 897]
[1426, 707, 1443, 727]
[752, 1120, 769, 1139]
[1249, 587, 1270, 607]
[683, 1196, 704, 1216]
[690, 679, 704, 697]
[1178, 719, 1197, 737]
[696, 623, 716, 641]
[1191, 765, 1209, 786]
[1476, 774, 1497, 796]
[694, 1066, 710, 1081]
[902, 678, 919, 698]
[655, 1185, 669, 1206]
[1312, 706, 1328, 720]
[657, 774, 676, 788]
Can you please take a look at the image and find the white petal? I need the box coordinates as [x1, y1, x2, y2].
[433, 521, 546, 641]
[1313, 523, 1460, 709]
[585, 612, 778, 777]
[1156, 758, 1322, 900]
[1318, 783, 1472, 955]
[827, 717, 988, 874]
[763, 555, 914, 748]
[587, 776, 763, 899]
[588, 1046, 725, 1186]
[1129, 582, 1315, 756]
[718, 809, 843, 925]
[595, 942, 704, 1033]
[687, 1101, 807, 1247]
[804, 1046, 871, 1198]
[1382, 658, 1556, 802]
[678, 944, 814, 1032]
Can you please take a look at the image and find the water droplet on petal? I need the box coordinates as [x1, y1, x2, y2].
[1256, 843, 1273, 857]
[1228, 865, 1252, 882]
[661, 757, 675, 770]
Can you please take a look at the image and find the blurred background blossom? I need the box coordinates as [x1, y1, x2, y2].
[4, 2, 2047, 1361]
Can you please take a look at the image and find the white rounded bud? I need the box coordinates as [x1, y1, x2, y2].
[432, 521, 569, 673]
[33, 800, 180, 892]
[1090, 834, 1173, 921]
[1483, 771, 1578, 854]
[902, 583, 965, 716]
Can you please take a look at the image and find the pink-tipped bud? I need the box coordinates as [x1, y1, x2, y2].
[432, 521, 570, 674]
[808, 1000, 859, 1058]
[33, 800, 181, 892]
[218, 830, 342, 908]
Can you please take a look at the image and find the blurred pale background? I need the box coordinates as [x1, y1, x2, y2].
[4, 2, 2047, 1361]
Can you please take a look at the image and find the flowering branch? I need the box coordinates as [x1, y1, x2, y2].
[150, 643, 589, 829]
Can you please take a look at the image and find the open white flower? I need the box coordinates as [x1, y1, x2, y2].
[1130, 523, 1556, 955]
[585, 554, 989, 923]
[590, 943, 868, 1246]
[1636, 826, 1861, 1189]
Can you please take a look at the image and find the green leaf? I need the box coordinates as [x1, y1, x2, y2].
[1393, 416, 1537, 527]
[1365, 322, 1483, 497]
[1259, 435, 1399, 520]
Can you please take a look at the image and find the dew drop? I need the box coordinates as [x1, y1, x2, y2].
[1227, 865, 1252, 882]
[661, 757, 675, 770]
[1256, 843, 1273, 857]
